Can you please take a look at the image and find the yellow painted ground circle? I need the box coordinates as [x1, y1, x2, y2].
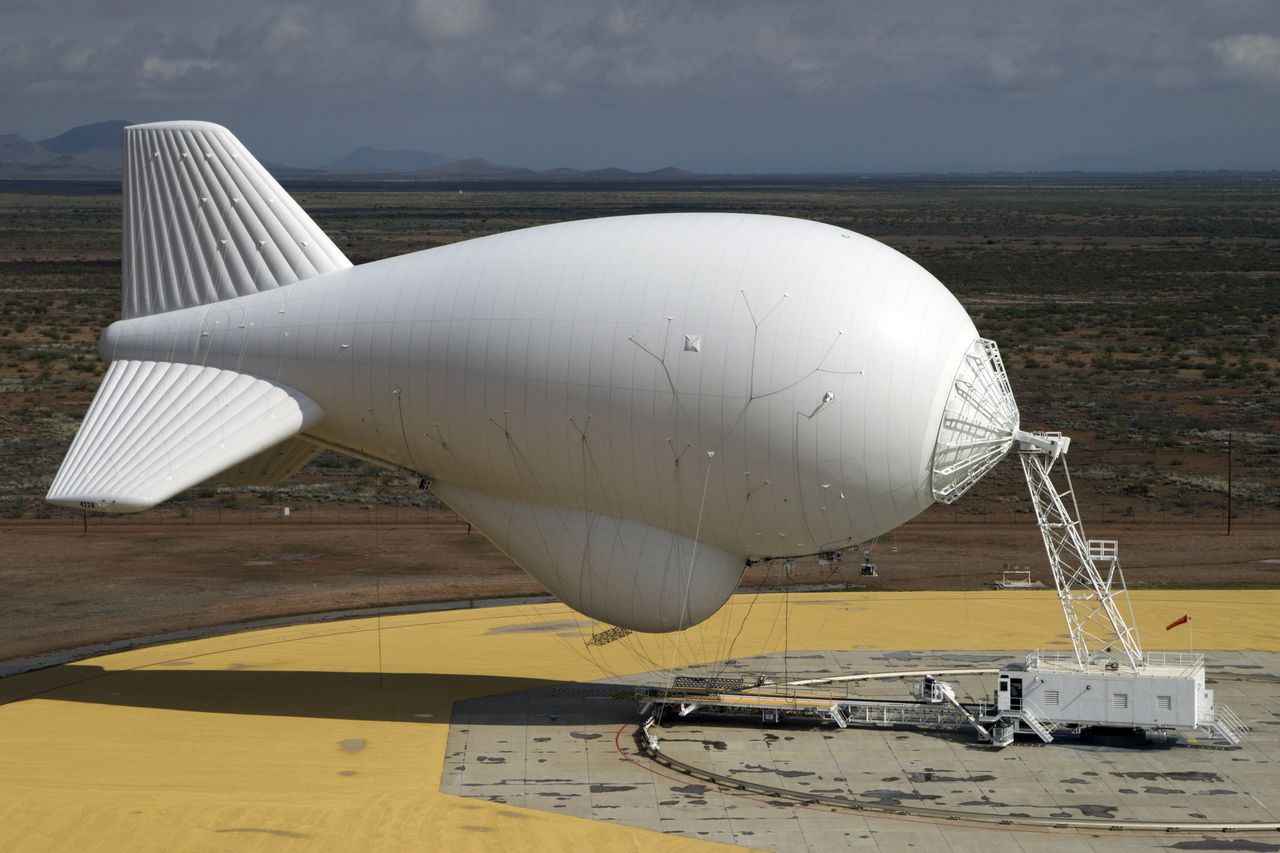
[1, 590, 1275, 851]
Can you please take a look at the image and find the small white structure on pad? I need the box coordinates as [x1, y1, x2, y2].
[994, 567, 1042, 589]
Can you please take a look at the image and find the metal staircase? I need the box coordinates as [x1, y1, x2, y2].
[1211, 704, 1250, 745]
[1018, 705, 1057, 743]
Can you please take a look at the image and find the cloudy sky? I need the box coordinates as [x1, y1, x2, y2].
[4, 0, 1279, 172]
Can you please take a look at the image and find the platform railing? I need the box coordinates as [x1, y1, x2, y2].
[1028, 649, 1204, 677]
[1144, 650, 1205, 675]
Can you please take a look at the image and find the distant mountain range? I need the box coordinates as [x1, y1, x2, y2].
[0, 119, 129, 177]
[0, 120, 702, 182]
[7, 120, 1272, 181]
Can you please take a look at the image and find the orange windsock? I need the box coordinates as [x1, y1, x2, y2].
[1166, 614, 1190, 631]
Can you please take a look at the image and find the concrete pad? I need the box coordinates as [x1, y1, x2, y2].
[444, 647, 1280, 847]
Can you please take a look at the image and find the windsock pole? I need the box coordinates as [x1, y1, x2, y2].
[1166, 613, 1192, 654]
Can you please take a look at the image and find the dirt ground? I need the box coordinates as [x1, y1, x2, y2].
[3, 505, 1275, 662]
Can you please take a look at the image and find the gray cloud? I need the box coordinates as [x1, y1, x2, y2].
[2, 0, 1278, 170]
[1212, 32, 1280, 86]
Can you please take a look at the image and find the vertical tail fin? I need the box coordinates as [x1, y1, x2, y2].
[122, 120, 351, 318]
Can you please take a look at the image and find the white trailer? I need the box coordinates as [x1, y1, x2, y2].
[986, 649, 1248, 746]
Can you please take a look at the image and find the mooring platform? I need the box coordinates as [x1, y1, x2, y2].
[2, 590, 1278, 851]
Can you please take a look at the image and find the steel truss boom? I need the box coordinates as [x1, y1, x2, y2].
[1015, 430, 1143, 670]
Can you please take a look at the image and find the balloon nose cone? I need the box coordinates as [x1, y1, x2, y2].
[931, 338, 1020, 504]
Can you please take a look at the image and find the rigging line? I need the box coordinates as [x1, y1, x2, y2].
[272, 289, 291, 381]
[570, 484, 655, 676]
[234, 304, 250, 374]
[680, 453, 716, 628]
[706, 472, 772, 678]
[752, 332, 856, 401]
[685, 487, 722, 678]
[623, 324, 734, 679]
[790, 410, 824, 551]
[753, 291, 788, 329]
[709, 400, 754, 457]
[393, 390, 424, 476]
[479, 419, 620, 678]
[515, 446, 637, 681]
[626, 323, 712, 677]
[717, 559, 777, 680]
[562, 415, 669, 680]
[611, 616, 666, 679]
[740, 290, 761, 398]
[488, 478, 620, 675]
[782, 562, 791, 685]
[644, 473, 688, 694]
[568, 415, 596, 633]
[373, 501, 384, 687]
[490, 441, 617, 678]
[656, 434, 694, 685]
[738, 289, 759, 328]
[509, 598, 611, 675]
[616, 612, 674, 680]
[665, 450, 716, 683]
[798, 555, 861, 665]
[626, 335, 698, 436]
[753, 562, 790, 682]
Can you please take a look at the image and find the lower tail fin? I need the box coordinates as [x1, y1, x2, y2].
[47, 360, 322, 513]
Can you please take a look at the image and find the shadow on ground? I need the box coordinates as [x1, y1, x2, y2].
[1, 664, 636, 725]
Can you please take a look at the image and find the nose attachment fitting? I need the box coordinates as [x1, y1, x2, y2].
[930, 338, 1020, 504]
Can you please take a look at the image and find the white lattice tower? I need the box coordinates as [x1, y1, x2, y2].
[1017, 433, 1144, 670]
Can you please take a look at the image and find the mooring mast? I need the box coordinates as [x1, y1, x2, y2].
[980, 429, 1249, 746]
[929, 342, 1245, 744]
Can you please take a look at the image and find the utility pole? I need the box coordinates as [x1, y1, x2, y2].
[1227, 432, 1233, 536]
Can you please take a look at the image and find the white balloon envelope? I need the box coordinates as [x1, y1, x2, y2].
[47, 122, 1020, 632]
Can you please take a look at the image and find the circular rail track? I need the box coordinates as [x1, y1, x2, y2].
[632, 670, 1280, 836]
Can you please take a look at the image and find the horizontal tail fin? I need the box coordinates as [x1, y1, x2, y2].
[123, 120, 351, 319]
[46, 360, 323, 512]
